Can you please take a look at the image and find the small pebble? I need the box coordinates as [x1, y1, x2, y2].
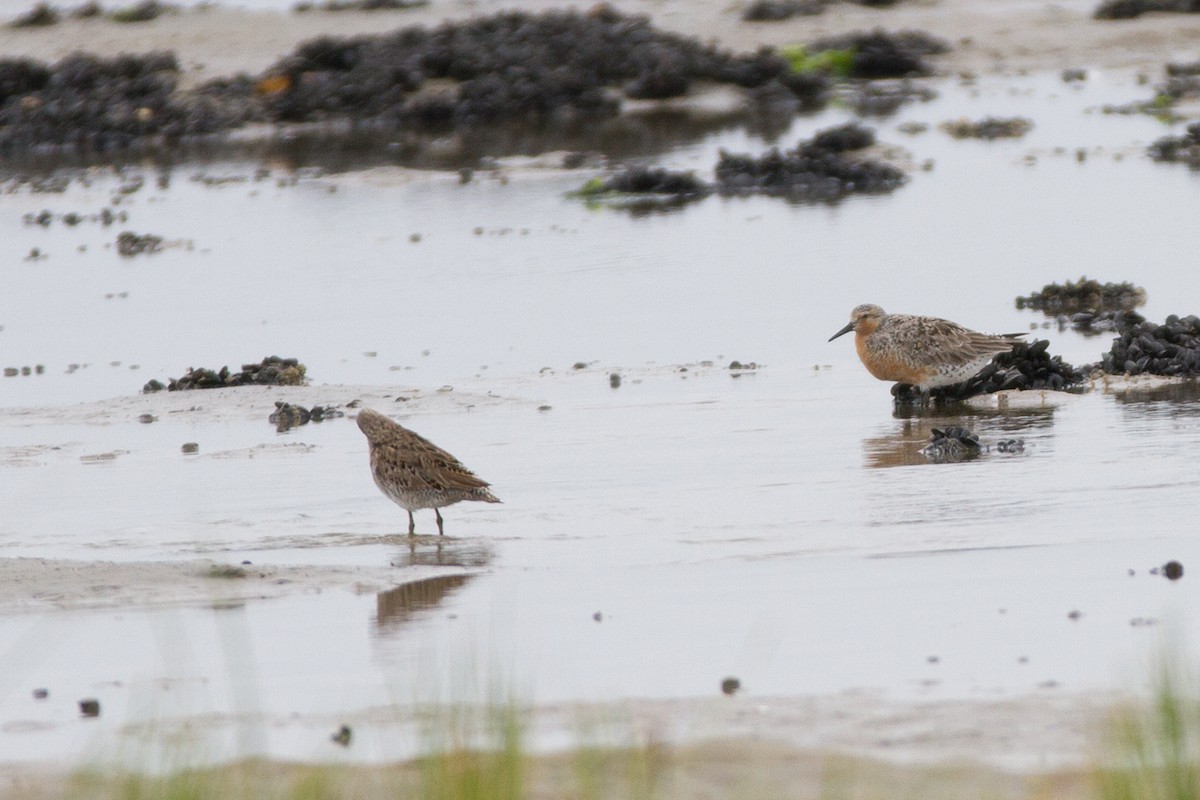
[331, 725, 352, 746]
[1163, 560, 1184, 581]
[592, 611, 602, 622]
[609, 373, 621, 389]
[720, 677, 741, 696]
[79, 698, 100, 717]
[181, 442, 199, 454]
[32, 688, 48, 700]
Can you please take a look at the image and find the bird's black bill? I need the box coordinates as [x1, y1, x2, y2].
[828, 322, 855, 342]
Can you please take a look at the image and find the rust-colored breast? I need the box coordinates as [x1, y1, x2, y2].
[855, 329, 931, 385]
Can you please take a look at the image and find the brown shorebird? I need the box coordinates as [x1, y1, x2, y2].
[829, 304, 1023, 390]
[356, 408, 500, 536]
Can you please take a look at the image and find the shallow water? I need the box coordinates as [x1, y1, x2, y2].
[2, 71, 1200, 767]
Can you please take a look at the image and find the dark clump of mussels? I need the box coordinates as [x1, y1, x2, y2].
[143, 356, 307, 392]
[583, 122, 905, 206]
[269, 401, 345, 432]
[1016, 277, 1147, 336]
[255, 7, 828, 128]
[892, 339, 1090, 404]
[1099, 314, 1200, 377]
[715, 122, 906, 201]
[919, 425, 981, 461]
[590, 166, 712, 199]
[920, 426, 1024, 462]
[0, 52, 240, 158]
[1149, 121, 1200, 168]
[1094, 0, 1200, 20]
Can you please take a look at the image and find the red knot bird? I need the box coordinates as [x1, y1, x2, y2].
[829, 304, 1023, 390]
[356, 408, 500, 536]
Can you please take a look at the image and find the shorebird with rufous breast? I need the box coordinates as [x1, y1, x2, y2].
[829, 304, 1024, 392]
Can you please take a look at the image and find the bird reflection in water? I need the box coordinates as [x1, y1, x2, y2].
[375, 573, 474, 629]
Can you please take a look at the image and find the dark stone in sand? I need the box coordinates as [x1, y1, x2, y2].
[79, 698, 100, 717]
[1163, 560, 1184, 580]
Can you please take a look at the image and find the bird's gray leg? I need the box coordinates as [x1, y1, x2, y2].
[407, 510, 415, 536]
[435, 508, 445, 536]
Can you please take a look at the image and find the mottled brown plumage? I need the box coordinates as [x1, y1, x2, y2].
[356, 408, 500, 535]
[829, 304, 1023, 390]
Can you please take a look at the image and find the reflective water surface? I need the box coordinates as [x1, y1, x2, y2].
[2, 71, 1200, 767]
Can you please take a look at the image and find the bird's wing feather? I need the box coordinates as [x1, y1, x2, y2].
[890, 315, 1019, 370]
[372, 432, 491, 493]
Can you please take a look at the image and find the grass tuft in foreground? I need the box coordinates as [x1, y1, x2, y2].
[1095, 662, 1200, 800]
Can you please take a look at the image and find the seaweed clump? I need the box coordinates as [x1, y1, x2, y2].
[575, 166, 712, 209]
[715, 122, 906, 202]
[143, 356, 307, 392]
[803, 29, 949, 79]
